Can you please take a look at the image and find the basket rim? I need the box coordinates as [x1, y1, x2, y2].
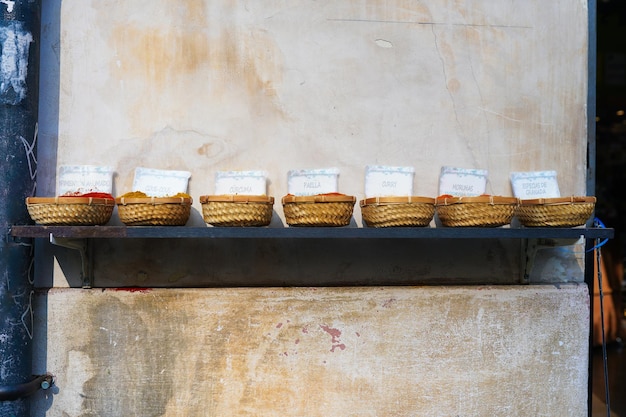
[519, 196, 596, 206]
[199, 195, 274, 204]
[435, 195, 518, 206]
[115, 196, 193, 206]
[360, 196, 434, 207]
[26, 196, 115, 206]
[282, 194, 356, 204]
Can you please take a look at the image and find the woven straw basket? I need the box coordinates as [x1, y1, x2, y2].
[116, 196, 192, 226]
[435, 195, 519, 227]
[200, 195, 274, 227]
[360, 196, 435, 227]
[26, 196, 115, 225]
[282, 194, 356, 227]
[515, 196, 596, 227]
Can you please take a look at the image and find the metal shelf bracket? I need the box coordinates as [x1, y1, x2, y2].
[49, 234, 93, 288]
[521, 237, 582, 284]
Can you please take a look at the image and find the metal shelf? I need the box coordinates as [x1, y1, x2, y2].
[11, 225, 612, 288]
[9, 225, 615, 240]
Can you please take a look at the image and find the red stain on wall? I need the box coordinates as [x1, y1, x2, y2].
[330, 343, 346, 353]
[112, 287, 151, 293]
[320, 325, 346, 352]
[320, 325, 341, 343]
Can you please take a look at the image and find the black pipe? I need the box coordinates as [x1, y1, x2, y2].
[0, 1, 41, 416]
[0, 375, 54, 402]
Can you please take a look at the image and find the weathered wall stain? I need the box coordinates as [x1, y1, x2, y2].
[102, 1, 285, 140]
[80, 296, 177, 416]
[111, 27, 209, 88]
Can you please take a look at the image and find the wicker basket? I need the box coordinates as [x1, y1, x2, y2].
[515, 196, 596, 227]
[26, 196, 115, 225]
[200, 195, 274, 226]
[360, 196, 435, 227]
[435, 195, 519, 227]
[282, 194, 356, 227]
[115, 196, 192, 226]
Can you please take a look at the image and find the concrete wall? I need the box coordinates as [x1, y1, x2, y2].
[31, 1, 593, 416]
[32, 286, 590, 417]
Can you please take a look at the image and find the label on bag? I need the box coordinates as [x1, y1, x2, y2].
[215, 170, 268, 195]
[510, 171, 560, 199]
[57, 165, 114, 195]
[132, 167, 191, 197]
[364, 165, 414, 198]
[288, 168, 339, 196]
[439, 166, 488, 196]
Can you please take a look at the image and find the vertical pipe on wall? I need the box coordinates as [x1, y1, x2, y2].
[587, 0, 597, 198]
[0, 1, 41, 416]
[586, 1, 597, 416]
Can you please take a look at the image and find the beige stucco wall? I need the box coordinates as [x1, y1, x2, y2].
[38, 0, 589, 201]
[31, 1, 593, 416]
[32, 286, 590, 417]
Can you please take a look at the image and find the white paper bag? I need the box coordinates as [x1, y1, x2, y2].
[215, 170, 268, 195]
[510, 171, 560, 199]
[287, 168, 339, 196]
[132, 167, 191, 197]
[57, 165, 113, 195]
[439, 166, 488, 196]
[364, 165, 414, 198]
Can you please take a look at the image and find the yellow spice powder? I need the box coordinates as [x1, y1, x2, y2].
[119, 191, 191, 198]
[120, 191, 148, 198]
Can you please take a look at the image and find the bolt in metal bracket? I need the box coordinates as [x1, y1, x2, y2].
[0, 374, 55, 401]
[49, 234, 93, 288]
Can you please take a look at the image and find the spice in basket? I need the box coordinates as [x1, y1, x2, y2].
[515, 196, 596, 227]
[115, 191, 193, 226]
[62, 191, 115, 199]
[119, 191, 149, 198]
[25, 193, 116, 226]
[360, 196, 435, 228]
[434, 194, 519, 227]
[200, 194, 275, 227]
[282, 192, 356, 227]
[118, 191, 191, 198]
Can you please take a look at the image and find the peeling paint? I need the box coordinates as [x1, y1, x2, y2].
[0, 0, 14, 13]
[375, 38, 393, 48]
[0, 21, 33, 105]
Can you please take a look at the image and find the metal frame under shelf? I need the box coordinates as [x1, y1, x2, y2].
[9, 225, 614, 288]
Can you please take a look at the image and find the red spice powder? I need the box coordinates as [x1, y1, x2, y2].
[63, 191, 114, 199]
